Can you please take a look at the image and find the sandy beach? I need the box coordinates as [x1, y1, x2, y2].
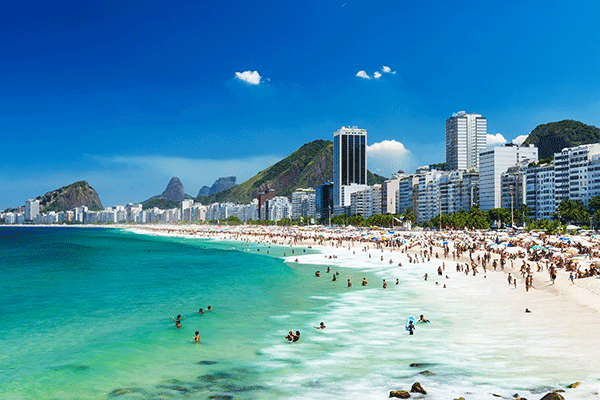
[122, 223, 600, 398]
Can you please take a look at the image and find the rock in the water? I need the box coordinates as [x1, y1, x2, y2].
[198, 360, 219, 365]
[418, 370, 435, 376]
[567, 381, 580, 389]
[410, 382, 427, 394]
[108, 388, 141, 397]
[390, 390, 410, 398]
[539, 392, 565, 400]
[453, 398, 466, 400]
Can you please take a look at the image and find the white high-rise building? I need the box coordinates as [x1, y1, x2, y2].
[479, 144, 538, 211]
[446, 111, 487, 171]
[25, 199, 40, 222]
[291, 188, 316, 220]
[333, 126, 367, 213]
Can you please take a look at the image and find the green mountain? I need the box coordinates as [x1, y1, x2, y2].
[38, 181, 103, 212]
[522, 120, 600, 160]
[196, 140, 387, 204]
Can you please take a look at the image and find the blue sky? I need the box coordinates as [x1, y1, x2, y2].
[2, 0, 600, 209]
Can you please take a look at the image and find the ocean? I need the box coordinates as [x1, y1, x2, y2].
[1, 226, 598, 399]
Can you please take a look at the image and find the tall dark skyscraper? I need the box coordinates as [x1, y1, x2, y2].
[333, 126, 367, 209]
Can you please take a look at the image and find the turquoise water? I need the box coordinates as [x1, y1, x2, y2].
[0, 227, 324, 399]
[2, 227, 599, 399]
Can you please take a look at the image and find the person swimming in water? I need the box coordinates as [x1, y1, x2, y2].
[285, 330, 294, 341]
[172, 316, 182, 328]
[347, 279, 352, 287]
[362, 277, 367, 286]
[418, 314, 430, 323]
[292, 331, 300, 342]
[314, 322, 326, 329]
[198, 308, 204, 314]
[207, 306, 212, 311]
[332, 274, 337, 282]
[194, 331, 200, 343]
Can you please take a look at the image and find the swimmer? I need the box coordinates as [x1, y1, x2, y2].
[172, 317, 182, 328]
[396, 278, 399, 285]
[194, 331, 200, 343]
[198, 308, 204, 314]
[383, 279, 387, 289]
[423, 273, 428, 281]
[418, 314, 430, 323]
[332, 274, 337, 282]
[348, 279, 352, 287]
[285, 330, 294, 341]
[362, 277, 367, 286]
[525, 308, 532, 313]
[315, 271, 322, 277]
[314, 322, 326, 329]
[292, 330, 300, 342]
[207, 306, 212, 311]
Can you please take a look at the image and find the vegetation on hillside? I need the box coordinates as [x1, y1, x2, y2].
[39, 181, 103, 212]
[523, 120, 600, 159]
[367, 170, 387, 185]
[142, 198, 180, 210]
[196, 140, 389, 204]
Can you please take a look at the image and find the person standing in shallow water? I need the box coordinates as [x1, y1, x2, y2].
[382, 279, 387, 289]
[407, 320, 415, 335]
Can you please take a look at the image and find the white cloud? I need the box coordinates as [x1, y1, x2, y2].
[512, 134, 529, 146]
[486, 133, 507, 146]
[382, 65, 396, 74]
[235, 70, 262, 85]
[367, 140, 413, 177]
[373, 71, 382, 79]
[356, 70, 371, 79]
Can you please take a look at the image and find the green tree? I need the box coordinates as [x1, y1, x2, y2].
[331, 214, 347, 226]
[402, 208, 416, 225]
[347, 214, 366, 227]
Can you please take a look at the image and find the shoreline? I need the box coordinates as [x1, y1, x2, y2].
[122, 224, 600, 397]
[5, 223, 600, 397]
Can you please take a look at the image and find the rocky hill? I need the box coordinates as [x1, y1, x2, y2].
[38, 181, 103, 212]
[161, 176, 186, 202]
[142, 176, 193, 209]
[197, 176, 237, 197]
[196, 140, 387, 204]
[523, 120, 600, 159]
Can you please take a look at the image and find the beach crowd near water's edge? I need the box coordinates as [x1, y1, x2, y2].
[123, 223, 600, 399]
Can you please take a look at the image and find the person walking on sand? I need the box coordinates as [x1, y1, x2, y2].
[507, 273, 512, 286]
[569, 272, 575, 284]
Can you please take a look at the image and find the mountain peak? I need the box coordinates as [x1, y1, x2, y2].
[39, 181, 103, 212]
[523, 120, 600, 159]
[161, 176, 185, 202]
